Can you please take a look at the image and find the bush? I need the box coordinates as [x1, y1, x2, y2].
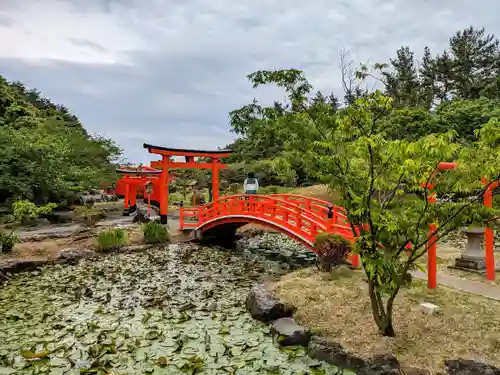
[143, 221, 170, 244]
[96, 229, 126, 252]
[10, 200, 57, 224]
[0, 232, 20, 253]
[314, 233, 351, 272]
[74, 206, 107, 227]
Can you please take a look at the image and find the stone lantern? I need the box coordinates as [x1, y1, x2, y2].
[454, 227, 486, 270]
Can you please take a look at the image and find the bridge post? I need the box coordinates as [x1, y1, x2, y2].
[327, 205, 334, 231]
[123, 184, 130, 216]
[295, 205, 302, 230]
[179, 201, 184, 230]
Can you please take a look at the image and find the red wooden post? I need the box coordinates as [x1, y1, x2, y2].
[483, 177, 498, 281]
[212, 158, 220, 203]
[426, 188, 438, 289]
[124, 183, 130, 210]
[159, 156, 169, 224]
[427, 222, 438, 289]
[179, 201, 184, 230]
[296, 206, 302, 230]
[426, 162, 456, 289]
[129, 185, 137, 208]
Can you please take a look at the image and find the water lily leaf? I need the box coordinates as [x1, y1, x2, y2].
[20, 349, 51, 360]
[155, 356, 169, 367]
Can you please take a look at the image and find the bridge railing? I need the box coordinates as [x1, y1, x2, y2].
[204, 194, 331, 243]
[270, 194, 349, 225]
[179, 194, 354, 244]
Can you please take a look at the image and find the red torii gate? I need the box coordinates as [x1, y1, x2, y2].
[143, 144, 233, 224]
[116, 166, 163, 215]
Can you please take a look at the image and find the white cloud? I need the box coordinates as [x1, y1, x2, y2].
[0, 0, 499, 162]
[0, 0, 148, 64]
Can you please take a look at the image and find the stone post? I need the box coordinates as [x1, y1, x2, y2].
[454, 227, 486, 270]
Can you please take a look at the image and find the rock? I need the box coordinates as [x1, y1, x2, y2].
[445, 359, 500, 375]
[361, 354, 401, 375]
[420, 302, 439, 315]
[132, 206, 151, 223]
[271, 317, 311, 346]
[245, 284, 295, 322]
[44, 211, 74, 224]
[307, 336, 401, 374]
[54, 248, 95, 265]
[0, 259, 47, 275]
[23, 217, 51, 227]
[308, 336, 365, 370]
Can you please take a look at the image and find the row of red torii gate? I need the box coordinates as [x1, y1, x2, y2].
[113, 144, 498, 289]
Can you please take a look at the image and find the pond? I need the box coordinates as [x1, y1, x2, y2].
[0, 236, 354, 374]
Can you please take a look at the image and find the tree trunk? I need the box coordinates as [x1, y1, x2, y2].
[368, 281, 396, 337]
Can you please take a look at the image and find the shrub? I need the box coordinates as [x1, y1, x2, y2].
[0, 232, 20, 253]
[314, 233, 351, 272]
[96, 229, 126, 252]
[143, 221, 170, 244]
[74, 206, 107, 227]
[10, 200, 57, 224]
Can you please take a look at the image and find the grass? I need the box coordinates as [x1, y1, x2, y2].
[270, 266, 500, 374]
[289, 185, 340, 202]
[96, 229, 126, 252]
[143, 221, 170, 244]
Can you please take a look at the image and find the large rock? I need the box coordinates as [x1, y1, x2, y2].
[0, 259, 47, 276]
[132, 206, 152, 223]
[361, 354, 401, 375]
[54, 248, 96, 265]
[308, 336, 401, 375]
[308, 336, 365, 370]
[271, 317, 311, 346]
[445, 359, 500, 375]
[245, 284, 295, 322]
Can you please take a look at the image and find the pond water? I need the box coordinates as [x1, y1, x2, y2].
[0, 236, 353, 374]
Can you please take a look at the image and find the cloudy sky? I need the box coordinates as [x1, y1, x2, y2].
[0, 0, 498, 163]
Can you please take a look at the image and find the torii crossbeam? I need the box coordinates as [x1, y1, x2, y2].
[143, 144, 233, 223]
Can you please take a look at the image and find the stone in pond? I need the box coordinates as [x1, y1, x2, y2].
[54, 248, 95, 265]
[245, 284, 295, 322]
[271, 317, 311, 346]
[445, 359, 500, 375]
[362, 354, 401, 375]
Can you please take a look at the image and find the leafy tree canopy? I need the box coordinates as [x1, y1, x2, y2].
[0, 76, 121, 206]
[225, 26, 500, 168]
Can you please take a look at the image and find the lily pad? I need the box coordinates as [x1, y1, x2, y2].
[0, 244, 346, 375]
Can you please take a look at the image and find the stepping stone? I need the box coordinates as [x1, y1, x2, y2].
[271, 317, 311, 346]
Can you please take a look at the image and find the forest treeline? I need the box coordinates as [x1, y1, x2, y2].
[0, 77, 121, 207]
[221, 26, 500, 186]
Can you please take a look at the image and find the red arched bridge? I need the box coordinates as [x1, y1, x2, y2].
[179, 194, 357, 255]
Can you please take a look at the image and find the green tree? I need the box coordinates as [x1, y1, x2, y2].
[233, 69, 500, 335]
[0, 76, 121, 206]
[383, 46, 420, 107]
[276, 91, 500, 336]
